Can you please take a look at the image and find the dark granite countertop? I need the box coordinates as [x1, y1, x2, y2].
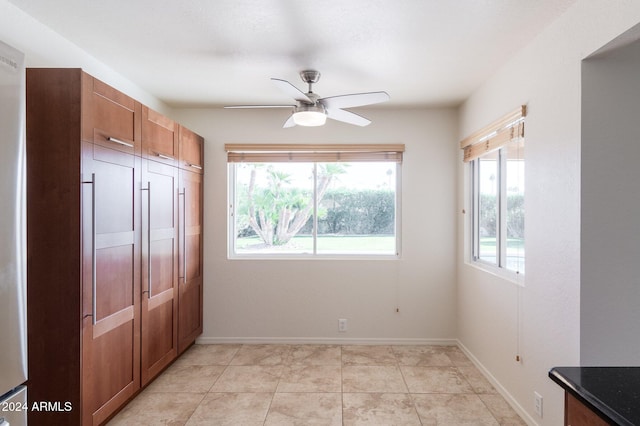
[549, 367, 640, 426]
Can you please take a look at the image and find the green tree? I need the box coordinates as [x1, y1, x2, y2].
[245, 163, 346, 246]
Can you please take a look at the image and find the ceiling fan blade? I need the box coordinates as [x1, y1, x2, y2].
[271, 78, 313, 104]
[320, 91, 390, 109]
[224, 105, 294, 109]
[283, 115, 296, 128]
[326, 108, 371, 127]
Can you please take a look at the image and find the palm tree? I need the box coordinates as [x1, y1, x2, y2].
[245, 163, 346, 246]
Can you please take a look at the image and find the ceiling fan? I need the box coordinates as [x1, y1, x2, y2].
[224, 70, 390, 127]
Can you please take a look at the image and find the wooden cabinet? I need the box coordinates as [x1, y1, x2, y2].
[178, 168, 204, 353]
[82, 72, 141, 155]
[179, 125, 205, 173]
[140, 158, 179, 385]
[142, 105, 178, 166]
[81, 142, 142, 425]
[26, 68, 204, 425]
[565, 393, 609, 426]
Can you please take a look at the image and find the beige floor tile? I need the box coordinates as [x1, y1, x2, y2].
[288, 344, 342, 365]
[210, 365, 283, 392]
[277, 365, 342, 392]
[458, 365, 497, 394]
[392, 345, 455, 366]
[478, 394, 527, 425]
[173, 344, 240, 366]
[107, 344, 527, 425]
[342, 345, 397, 365]
[342, 365, 408, 393]
[445, 346, 475, 366]
[265, 392, 342, 425]
[144, 365, 226, 393]
[401, 366, 474, 393]
[413, 393, 500, 426]
[230, 344, 292, 365]
[107, 391, 205, 425]
[342, 393, 421, 426]
[184, 392, 272, 426]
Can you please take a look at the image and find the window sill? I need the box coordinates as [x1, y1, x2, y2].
[228, 253, 401, 261]
[464, 260, 525, 287]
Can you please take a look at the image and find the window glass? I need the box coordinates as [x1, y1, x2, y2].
[477, 150, 499, 265]
[505, 139, 525, 273]
[234, 162, 314, 255]
[471, 139, 524, 276]
[316, 162, 396, 255]
[231, 161, 398, 257]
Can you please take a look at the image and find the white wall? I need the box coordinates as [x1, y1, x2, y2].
[0, 0, 168, 113]
[173, 107, 459, 343]
[458, 1, 640, 425]
[581, 33, 640, 366]
[3, 0, 459, 344]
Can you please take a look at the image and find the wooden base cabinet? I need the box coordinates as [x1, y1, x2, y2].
[565, 393, 609, 426]
[26, 68, 203, 425]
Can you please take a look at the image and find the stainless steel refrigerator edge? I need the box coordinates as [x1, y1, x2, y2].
[0, 40, 28, 426]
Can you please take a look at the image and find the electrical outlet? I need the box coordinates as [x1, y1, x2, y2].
[338, 318, 347, 332]
[534, 391, 543, 417]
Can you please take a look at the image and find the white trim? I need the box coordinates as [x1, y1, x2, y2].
[456, 340, 537, 426]
[196, 336, 458, 346]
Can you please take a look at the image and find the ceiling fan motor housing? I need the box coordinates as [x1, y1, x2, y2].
[300, 70, 321, 84]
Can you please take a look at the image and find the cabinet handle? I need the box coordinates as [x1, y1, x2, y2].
[92, 174, 97, 324]
[82, 173, 97, 325]
[142, 182, 152, 298]
[156, 153, 174, 160]
[187, 163, 203, 170]
[181, 187, 187, 280]
[106, 136, 134, 148]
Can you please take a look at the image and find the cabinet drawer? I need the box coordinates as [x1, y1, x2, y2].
[142, 106, 178, 166]
[82, 73, 141, 155]
[179, 125, 204, 173]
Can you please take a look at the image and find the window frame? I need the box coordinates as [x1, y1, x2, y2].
[462, 107, 525, 281]
[225, 144, 404, 260]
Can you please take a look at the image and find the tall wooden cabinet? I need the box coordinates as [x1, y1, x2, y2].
[26, 68, 204, 425]
[140, 107, 180, 386]
[178, 126, 204, 354]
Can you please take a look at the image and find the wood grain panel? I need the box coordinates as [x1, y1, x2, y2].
[179, 125, 204, 173]
[141, 158, 178, 385]
[178, 169, 203, 353]
[142, 106, 178, 165]
[82, 72, 141, 155]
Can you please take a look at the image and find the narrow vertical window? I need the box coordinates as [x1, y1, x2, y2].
[462, 106, 526, 276]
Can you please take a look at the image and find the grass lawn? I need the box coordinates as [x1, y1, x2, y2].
[236, 234, 395, 254]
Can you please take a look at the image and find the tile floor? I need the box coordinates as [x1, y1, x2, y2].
[107, 344, 527, 425]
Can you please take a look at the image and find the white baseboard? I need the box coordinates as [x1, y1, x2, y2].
[196, 336, 458, 346]
[456, 340, 537, 426]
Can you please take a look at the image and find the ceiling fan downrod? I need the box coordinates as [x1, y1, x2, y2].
[300, 69, 320, 93]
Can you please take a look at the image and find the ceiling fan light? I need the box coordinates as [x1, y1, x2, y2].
[292, 110, 327, 126]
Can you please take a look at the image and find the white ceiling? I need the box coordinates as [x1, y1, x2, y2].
[9, 0, 577, 108]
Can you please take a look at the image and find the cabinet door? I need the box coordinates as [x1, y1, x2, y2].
[142, 106, 178, 166]
[82, 73, 141, 155]
[178, 169, 204, 353]
[565, 393, 609, 426]
[179, 125, 204, 173]
[81, 142, 141, 426]
[141, 159, 179, 385]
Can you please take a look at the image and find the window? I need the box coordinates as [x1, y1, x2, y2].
[226, 144, 404, 258]
[462, 106, 525, 276]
